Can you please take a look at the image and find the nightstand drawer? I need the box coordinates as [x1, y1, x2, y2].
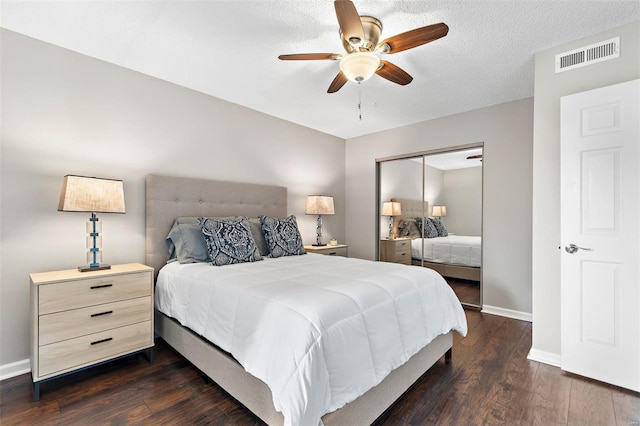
[380, 238, 412, 264]
[314, 246, 347, 256]
[39, 296, 152, 345]
[39, 272, 151, 315]
[395, 250, 411, 264]
[393, 239, 410, 251]
[304, 244, 348, 257]
[39, 321, 152, 377]
[325, 246, 347, 256]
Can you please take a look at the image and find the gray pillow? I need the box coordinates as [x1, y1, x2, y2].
[249, 218, 270, 257]
[398, 219, 421, 239]
[259, 215, 306, 258]
[198, 217, 263, 266]
[166, 222, 209, 264]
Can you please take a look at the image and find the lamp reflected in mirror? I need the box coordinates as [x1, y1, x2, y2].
[432, 205, 447, 225]
[382, 201, 402, 240]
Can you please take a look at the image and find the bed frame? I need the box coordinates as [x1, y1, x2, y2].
[392, 197, 481, 282]
[146, 174, 453, 425]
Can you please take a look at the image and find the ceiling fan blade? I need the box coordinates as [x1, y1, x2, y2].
[328, 71, 348, 93]
[278, 53, 340, 61]
[376, 60, 413, 86]
[378, 23, 449, 54]
[334, 0, 365, 46]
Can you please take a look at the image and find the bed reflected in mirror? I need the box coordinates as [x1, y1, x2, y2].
[377, 146, 483, 309]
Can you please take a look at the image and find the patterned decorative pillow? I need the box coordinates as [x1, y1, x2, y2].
[259, 215, 306, 258]
[424, 218, 439, 238]
[398, 219, 421, 239]
[430, 217, 448, 237]
[198, 217, 263, 266]
[415, 217, 438, 238]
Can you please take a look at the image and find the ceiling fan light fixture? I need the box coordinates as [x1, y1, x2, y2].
[279, 1, 448, 93]
[340, 52, 380, 83]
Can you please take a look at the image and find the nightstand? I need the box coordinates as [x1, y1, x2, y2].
[380, 238, 412, 264]
[29, 263, 154, 401]
[304, 244, 348, 257]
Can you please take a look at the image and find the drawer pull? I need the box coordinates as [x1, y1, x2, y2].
[90, 337, 113, 346]
[90, 284, 113, 290]
[90, 310, 113, 318]
[328, 252, 337, 255]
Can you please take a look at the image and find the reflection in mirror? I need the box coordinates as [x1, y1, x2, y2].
[377, 146, 483, 309]
[379, 157, 423, 265]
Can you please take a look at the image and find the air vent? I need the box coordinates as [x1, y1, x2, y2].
[555, 37, 620, 73]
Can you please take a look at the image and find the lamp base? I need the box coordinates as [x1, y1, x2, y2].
[78, 264, 111, 272]
[312, 244, 328, 247]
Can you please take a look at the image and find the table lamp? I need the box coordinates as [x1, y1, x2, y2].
[58, 175, 126, 271]
[305, 195, 335, 246]
[382, 201, 402, 240]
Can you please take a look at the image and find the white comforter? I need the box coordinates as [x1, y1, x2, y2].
[156, 254, 467, 425]
[412, 235, 482, 267]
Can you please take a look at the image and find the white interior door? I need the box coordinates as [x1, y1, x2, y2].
[560, 79, 639, 392]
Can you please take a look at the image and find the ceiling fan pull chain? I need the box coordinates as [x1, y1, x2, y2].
[358, 84, 362, 121]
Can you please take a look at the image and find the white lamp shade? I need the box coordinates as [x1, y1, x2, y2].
[432, 205, 447, 217]
[340, 52, 380, 83]
[382, 201, 402, 216]
[58, 175, 126, 213]
[305, 195, 335, 215]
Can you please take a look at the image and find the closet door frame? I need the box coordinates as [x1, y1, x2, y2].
[375, 142, 484, 309]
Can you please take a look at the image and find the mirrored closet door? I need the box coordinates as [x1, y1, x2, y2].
[376, 145, 484, 309]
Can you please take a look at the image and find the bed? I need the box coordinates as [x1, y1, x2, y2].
[392, 198, 482, 282]
[146, 175, 467, 425]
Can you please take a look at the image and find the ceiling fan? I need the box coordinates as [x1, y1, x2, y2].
[278, 0, 449, 93]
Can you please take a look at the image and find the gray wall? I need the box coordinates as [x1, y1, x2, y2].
[379, 159, 482, 236]
[379, 158, 426, 204]
[0, 30, 345, 368]
[379, 158, 425, 237]
[424, 164, 445, 209]
[442, 167, 482, 236]
[530, 21, 640, 362]
[346, 98, 533, 315]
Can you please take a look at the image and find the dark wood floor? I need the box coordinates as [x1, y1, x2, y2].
[447, 278, 481, 307]
[2, 311, 638, 425]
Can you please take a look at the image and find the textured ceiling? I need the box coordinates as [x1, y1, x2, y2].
[424, 147, 483, 170]
[2, 1, 638, 139]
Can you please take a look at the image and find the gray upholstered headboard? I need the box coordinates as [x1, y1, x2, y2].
[145, 174, 287, 278]
[391, 198, 429, 219]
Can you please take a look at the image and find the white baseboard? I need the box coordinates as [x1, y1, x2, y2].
[527, 348, 561, 367]
[481, 305, 532, 322]
[0, 358, 30, 381]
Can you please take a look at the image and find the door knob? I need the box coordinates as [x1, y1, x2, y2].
[565, 243, 593, 254]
